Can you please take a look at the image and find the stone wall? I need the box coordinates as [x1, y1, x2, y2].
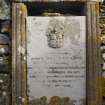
[0, 0, 11, 105]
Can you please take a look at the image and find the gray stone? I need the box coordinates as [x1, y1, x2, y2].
[0, 74, 10, 105]
[0, 74, 10, 89]
[1, 20, 10, 33]
[0, 56, 10, 72]
[0, 0, 10, 20]
[0, 34, 10, 45]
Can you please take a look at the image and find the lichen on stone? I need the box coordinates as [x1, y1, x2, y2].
[0, 0, 10, 20]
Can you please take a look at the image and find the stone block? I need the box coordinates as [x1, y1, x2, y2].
[0, 0, 10, 20]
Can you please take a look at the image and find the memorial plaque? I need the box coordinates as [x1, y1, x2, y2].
[27, 16, 86, 105]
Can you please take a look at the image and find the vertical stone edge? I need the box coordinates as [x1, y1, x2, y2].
[12, 3, 28, 105]
[86, 1, 102, 105]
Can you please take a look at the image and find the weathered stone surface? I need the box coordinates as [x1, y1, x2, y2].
[0, 56, 10, 72]
[0, 74, 10, 105]
[0, 34, 10, 72]
[0, 0, 10, 20]
[27, 16, 86, 105]
[13, 0, 100, 2]
[1, 20, 10, 33]
[46, 19, 64, 48]
[0, 34, 10, 45]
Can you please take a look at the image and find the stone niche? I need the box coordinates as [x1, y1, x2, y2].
[26, 1, 85, 16]
[12, 1, 102, 105]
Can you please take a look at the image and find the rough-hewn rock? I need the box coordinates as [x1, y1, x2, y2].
[0, 20, 10, 33]
[0, 0, 10, 20]
[0, 74, 10, 105]
[0, 34, 10, 45]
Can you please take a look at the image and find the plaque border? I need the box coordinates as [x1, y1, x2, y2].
[12, 1, 102, 105]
